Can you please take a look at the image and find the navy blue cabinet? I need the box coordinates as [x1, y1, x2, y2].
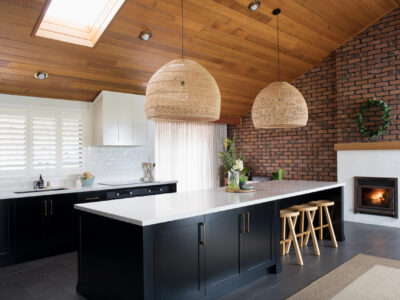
[152, 202, 275, 299]
[16, 194, 76, 262]
[0, 199, 15, 266]
[154, 216, 205, 300]
[205, 208, 243, 294]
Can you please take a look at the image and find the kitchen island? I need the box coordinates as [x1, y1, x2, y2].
[74, 180, 345, 300]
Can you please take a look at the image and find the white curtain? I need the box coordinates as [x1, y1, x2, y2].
[155, 121, 226, 192]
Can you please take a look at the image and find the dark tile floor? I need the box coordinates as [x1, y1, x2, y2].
[1, 221, 400, 300]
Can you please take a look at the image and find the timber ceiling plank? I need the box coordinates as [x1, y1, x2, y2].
[0, 0, 397, 118]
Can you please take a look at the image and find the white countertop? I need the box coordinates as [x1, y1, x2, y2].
[74, 180, 345, 226]
[0, 181, 178, 200]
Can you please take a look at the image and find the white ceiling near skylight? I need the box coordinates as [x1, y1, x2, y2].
[34, 0, 125, 47]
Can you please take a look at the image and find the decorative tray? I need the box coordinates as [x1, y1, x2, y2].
[225, 188, 255, 193]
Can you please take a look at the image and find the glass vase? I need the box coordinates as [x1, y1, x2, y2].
[228, 170, 240, 190]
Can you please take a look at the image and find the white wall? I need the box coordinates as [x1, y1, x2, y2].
[337, 150, 400, 228]
[0, 93, 155, 190]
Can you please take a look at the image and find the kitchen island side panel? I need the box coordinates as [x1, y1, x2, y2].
[76, 211, 154, 299]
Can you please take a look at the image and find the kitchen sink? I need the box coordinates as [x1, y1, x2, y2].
[14, 188, 68, 194]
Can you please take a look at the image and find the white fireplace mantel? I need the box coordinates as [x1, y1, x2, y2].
[336, 142, 400, 228]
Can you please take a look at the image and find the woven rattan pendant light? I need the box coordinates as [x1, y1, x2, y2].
[145, 0, 221, 122]
[252, 8, 308, 129]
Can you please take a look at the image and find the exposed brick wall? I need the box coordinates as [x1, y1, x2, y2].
[228, 7, 400, 181]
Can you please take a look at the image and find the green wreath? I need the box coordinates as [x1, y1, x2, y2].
[356, 98, 390, 139]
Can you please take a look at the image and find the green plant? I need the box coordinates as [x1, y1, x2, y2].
[239, 175, 248, 184]
[356, 98, 390, 139]
[272, 169, 286, 180]
[218, 132, 244, 175]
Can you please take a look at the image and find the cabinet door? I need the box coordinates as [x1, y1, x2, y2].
[132, 95, 148, 145]
[102, 95, 119, 145]
[205, 209, 244, 293]
[154, 216, 205, 300]
[0, 199, 15, 266]
[47, 194, 75, 254]
[243, 202, 274, 275]
[15, 197, 46, 261]
[118, 97, 134, 145]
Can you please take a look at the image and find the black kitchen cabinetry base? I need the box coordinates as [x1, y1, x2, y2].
[76, 202, 281, 300]
[0, 199, 15, 267]
[0, 183, 177, 267]
[76, 187, 344, 300]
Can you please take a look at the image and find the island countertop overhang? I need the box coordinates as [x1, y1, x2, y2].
[74, 180, 345, 226]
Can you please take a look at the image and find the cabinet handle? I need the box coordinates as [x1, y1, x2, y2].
[199, 222, 206, 245]
[245, 212, 250, 233]
[85, 197, 100, 201]
[240, 213, 246, 234]
[129, 192, 132, 195]
[116, 193, 120, 197]
[44, 200, 48, 217]
[50, 199, 53, 216]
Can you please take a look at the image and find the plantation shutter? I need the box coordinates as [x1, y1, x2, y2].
[61, 117, 83, 169]
[0, 113, 27, 171]
[32, 116, 57, 170]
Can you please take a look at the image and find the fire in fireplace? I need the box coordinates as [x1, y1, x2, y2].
[354, 177, 398, 218]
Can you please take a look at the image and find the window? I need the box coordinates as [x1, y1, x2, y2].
[0, 110, 85, 176]
[34, 0, 125, 47]
[32, 116, 57, 170]
[61, 118, 84, 169]
[0, 113, 27, 172]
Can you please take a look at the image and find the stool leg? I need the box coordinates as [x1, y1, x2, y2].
[286, 215, 298, 254]
[319, 206, 323, 240]
[304, 210, 316, 246]
[306, 211, 320, 256]
[300, 211, 304, 247]
[324, 206, 338, 248]
[287, 216, 303, 266]
[281, 217, 286, 255]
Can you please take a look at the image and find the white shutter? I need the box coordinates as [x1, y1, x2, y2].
[61, 117, 83, 169]
[32, 116, 57, 170]
[0, 114, 26, 171]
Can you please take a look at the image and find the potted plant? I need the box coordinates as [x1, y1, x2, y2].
[272, 169, 286, 180]
[218, 133, 245, 189]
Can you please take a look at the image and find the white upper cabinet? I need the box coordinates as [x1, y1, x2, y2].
[93, 91, 149, 146]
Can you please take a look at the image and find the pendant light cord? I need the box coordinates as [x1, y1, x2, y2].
[276, 13, 280, 81]
[181, 0, 184, 59]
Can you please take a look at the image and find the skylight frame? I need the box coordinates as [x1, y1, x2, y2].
[33, 0, 125, 47]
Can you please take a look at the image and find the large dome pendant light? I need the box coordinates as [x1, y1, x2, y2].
[145, 0, 221, 122]
[252, 8, 308, 129]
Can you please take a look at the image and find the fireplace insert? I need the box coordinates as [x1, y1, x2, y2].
[354, 177, 398, 218]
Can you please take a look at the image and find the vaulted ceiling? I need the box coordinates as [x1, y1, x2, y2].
[0, 0, 399, 121]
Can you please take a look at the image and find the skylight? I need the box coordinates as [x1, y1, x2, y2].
[34, 0, 125, 47]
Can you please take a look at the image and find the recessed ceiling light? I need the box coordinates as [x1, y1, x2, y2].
[138, 30, 152, 41]
[248, 0, 260, 11]
[34, 71, 48, 80]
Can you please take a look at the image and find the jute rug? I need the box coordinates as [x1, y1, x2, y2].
[288, 254, 400, 300]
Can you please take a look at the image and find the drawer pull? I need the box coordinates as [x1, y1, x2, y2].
[44, 200, 48, 217]
[85, 197, 100, 201]
[116, 193, 120, 197]
[199, 222, 206, 245]
[129, 192, 133, 195]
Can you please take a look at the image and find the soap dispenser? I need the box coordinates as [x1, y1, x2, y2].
[38, 174, 44, 189]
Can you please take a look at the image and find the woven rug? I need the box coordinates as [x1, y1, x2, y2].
[288, 254, 400, 300]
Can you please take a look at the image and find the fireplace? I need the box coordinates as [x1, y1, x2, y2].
[354, 177, 398, 218]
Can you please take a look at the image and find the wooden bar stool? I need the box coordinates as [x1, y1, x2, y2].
[308, 200, 338, 248]
[289, 204, 320, 256]
[280, 209, 303, 266]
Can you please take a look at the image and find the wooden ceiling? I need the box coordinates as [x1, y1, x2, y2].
[0, 0, 399, 120]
